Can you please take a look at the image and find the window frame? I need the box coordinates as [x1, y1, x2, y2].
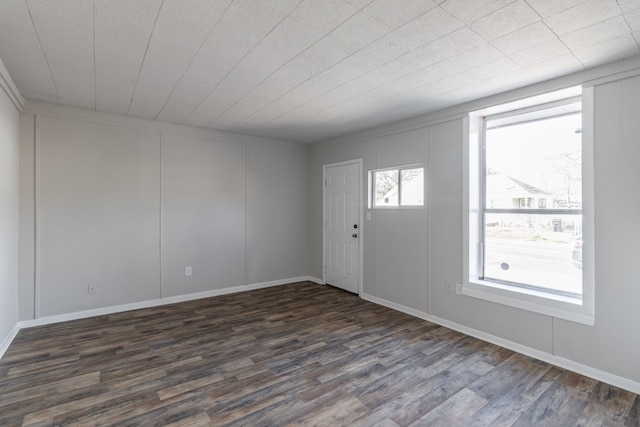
[369, 164, 425, 209]
[462, 86, 595, 326]
[480, 100, 583, 298]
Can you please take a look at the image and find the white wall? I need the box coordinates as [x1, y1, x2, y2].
[309, 68, 640, 389]
[0, 79, 20, 350]
[18, 110, 310, 318]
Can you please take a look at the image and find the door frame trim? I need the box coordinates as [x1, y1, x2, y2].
[322, 159, 363, 296]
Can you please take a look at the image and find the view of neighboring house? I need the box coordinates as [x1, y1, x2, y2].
[485, 171, 580, 234]
[486, 172, 553, 210]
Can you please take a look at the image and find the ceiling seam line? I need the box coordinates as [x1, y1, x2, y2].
[312, 0, 598, 128]
[231, 5, 451, 130]
[126, 0, 165, 116]
[269, 10, 593, 134]
[293, 28, 492, 122]
[182, 0, 306, 125]
[619, 0, 640, 47]
[529, 7, 587, 69]
[257, 24, 481, 132]
[205, 4, 392, 127]
[233, 5, 470, 131]
[207, 0, 394, 127]
[153, 0, 236, 122]
[25, 0, 61, 104]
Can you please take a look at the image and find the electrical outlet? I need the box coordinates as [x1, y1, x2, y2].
[445, 281, 454, 294]
[88, 284, 96, 294]
[185, 266, 192, 276]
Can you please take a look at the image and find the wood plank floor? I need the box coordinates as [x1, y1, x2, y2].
[1, 282, 638, 426]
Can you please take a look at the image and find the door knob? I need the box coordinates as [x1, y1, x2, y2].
[353, 224, 358, 229]
[352, 233, 358, 238]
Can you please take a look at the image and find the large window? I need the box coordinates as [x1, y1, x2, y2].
[463, 87, 594, 325]
[371, 166, 424, 208]
[482, 101, 582, 297]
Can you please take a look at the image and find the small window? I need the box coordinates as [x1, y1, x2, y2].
[371, 166, 424, 208]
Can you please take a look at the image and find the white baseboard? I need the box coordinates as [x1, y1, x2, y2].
[360, 292, 640, 396]
[0, 323, 21, 360]
[17, 277, 313, 330]
[304, 275, 324, 285]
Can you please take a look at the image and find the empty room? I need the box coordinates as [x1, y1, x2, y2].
[1, 0, 639, 425]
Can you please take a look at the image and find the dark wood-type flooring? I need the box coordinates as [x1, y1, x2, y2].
[1, 282, 638, 426]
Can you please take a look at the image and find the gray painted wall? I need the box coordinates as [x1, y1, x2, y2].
[553, 76, 640, 384]
[18, 114, 35, 324]
[309, 73, 640, 385]
[36, 116, 161, 316]
[161, 133, 246, 297]
[0, 84, 20, 346]
[18, 113, 309, 318]
[247, 143, 308, 284]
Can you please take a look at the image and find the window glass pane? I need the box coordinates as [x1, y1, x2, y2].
[400, 168, 424, 206]
[485, 112, 582, 210]
[483, 110, 582, 295]
[374, 170, 398, 207]
[484, 213, 582, 296]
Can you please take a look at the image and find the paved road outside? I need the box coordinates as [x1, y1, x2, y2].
[484, 238, 581, 295]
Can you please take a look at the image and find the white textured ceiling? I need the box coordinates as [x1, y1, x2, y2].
[1, 0, 639, 143]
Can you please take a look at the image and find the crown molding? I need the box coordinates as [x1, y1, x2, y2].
[0, 57, 25, 111]
[22, 100, 307, 150]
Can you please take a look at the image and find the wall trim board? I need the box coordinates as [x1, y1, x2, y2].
[22, 100, 307, 151]
[0, 324, 21, 360]
[305, 276, 324, 285]
[315, 54, 640, 150]
[582, 64, 640, 88]
[360, 292, 640, 396]
[0, 57, 25, 111]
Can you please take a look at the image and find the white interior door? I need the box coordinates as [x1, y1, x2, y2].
[324, 161, 360, 294]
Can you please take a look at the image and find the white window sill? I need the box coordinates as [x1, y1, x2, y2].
[459, 279, 594, 326]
